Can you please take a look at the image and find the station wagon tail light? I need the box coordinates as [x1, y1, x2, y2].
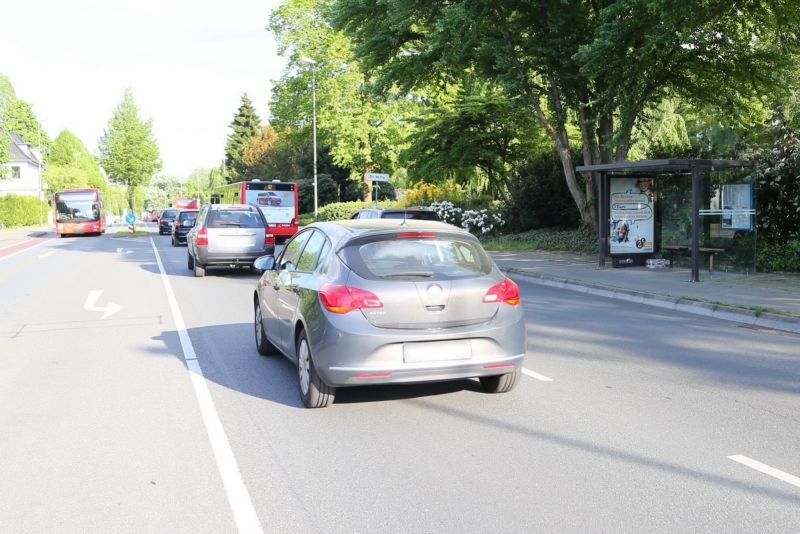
[195, 227, 208, 246]
[483, 278, 520, 306]
[396, 232, 437, 239]
[319, 284, 383, 314]
[264, 232, 275, 246]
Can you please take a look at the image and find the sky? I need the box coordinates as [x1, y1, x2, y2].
[1, 0, 286, 177]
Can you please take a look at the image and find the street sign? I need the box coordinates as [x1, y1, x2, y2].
[364, 172, 389, 182]
[124, 213, 136, 225]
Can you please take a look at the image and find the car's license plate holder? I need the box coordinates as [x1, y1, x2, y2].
[403, 340, 472, 363]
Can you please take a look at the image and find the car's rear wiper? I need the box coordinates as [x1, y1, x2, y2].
[217, 222, 242, 227]
[381, 271, 434, 278]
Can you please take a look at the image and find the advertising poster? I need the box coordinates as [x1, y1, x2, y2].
[721, 183, 753, 231]
[609, 177, 655, 255]
[244, 188, 295, 224]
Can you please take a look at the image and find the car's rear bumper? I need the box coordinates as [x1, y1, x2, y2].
[196, 247, 275, 266]
[309, 310, 527, 387]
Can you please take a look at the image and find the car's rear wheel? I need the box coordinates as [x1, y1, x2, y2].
[254, 298, 277, 356]
[479, 368, 521, 393]
[296, 330, 335, 408]
[193, 259, 205, 277]
[187, 251, 194, 270]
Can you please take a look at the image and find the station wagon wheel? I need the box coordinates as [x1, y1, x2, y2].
[187, 251, 194, 270]
[479, 368, 521, 394]
[254, 297, 276, 356]
[296, 330, 335, 408]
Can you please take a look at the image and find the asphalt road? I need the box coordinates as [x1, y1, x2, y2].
[1, 224, 798, 533]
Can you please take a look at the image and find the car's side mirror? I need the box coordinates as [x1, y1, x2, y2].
[254, 255, 276, 271]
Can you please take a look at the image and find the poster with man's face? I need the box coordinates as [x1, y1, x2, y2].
[610, 177, 654, 254]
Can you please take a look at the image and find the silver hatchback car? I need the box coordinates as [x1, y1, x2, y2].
[253, 219, 526, 408]
[187, 203, 276, 277]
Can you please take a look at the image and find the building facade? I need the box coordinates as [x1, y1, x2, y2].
[0, 128, 44, 197]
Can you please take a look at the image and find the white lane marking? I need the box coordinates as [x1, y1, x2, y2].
[39, 250, 56, 258]
[0, 239, 49, 261]
[522, 368, 553, 382]
[728, 455, 800, 489]
[149, 237, 263, 534]
[83, 289, 124, 319]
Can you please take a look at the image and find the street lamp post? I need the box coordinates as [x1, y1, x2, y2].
[300, 57, 318, 218]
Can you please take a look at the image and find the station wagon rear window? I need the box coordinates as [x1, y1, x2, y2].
[340, 234, 492, 280]
[207, 209, 264, 228]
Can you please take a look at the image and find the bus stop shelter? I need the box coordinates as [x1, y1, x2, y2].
[576, 159, 754, 282]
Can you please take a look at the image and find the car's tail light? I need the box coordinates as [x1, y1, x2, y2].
[483, 278, 520, 306]
[174, 220, 182, 228]
[319, 284, 383, 314]
[196, 227, 208, 246]
[396, 232, 437, 239]
[264, 231, 275, 246]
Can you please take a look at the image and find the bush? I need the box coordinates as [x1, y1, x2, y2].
[429, 200, 505, 236]
[315, 200, 399, 222]
[0, 194, 47, 228]
[756, 240, 800, 272]
[503, 151, 581, 233]
[482, 227, 598, 253]
[404, 180, 467, 206]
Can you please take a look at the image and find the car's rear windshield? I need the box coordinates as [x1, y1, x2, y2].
[381, 211, 440, 221]
[207, 209, 264, 228]
[340, 233, 492, 281]
[162, 209, 178, 218]
[178, 211, 198, 221]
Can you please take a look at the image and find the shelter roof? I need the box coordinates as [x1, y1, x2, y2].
[576, 159, 754, 174]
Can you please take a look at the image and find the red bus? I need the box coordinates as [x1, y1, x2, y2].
[173, 197, 199, 210]
[212, 180, 299, 239]
[54, 188, 106, 237]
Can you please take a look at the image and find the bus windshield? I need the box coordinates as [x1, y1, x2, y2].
[55, 192, 100, 223]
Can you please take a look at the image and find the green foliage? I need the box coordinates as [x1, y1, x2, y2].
[142, 175, 187, 211]
[403, 84, 543, 200]
[0, 194, 47, 228]
[756, 240, 800, 273]
[45, 130, 105, 193]
[3, 98, 51, 154]
[0, 128, 11, 176]
[315, 199, 399, 221]
[756, 123, 800, 243]
[482, 228, 598, 254]
[0, 73, 16, 118]
[403, 180, 468, 206]
[269, 0, 418, 195]
[98, 89, 161, 210]
[225, 94, 262, 183]
[502, 151, 582, 233]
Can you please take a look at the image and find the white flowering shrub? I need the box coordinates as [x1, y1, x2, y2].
[428, 201, 505, 236]
[460, 208, 505, 235]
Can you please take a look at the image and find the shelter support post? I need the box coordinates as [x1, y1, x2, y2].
[691, 165, 700, 282]
[598, 171, 605, 268]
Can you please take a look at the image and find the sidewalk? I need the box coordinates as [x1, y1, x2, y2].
[0, 225, 53, 246]
[491, 249, 800, 335]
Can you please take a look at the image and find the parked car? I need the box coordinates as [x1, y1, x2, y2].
[252, 219, 526, 408]
[186, 203, 275, 277]
[158, 208, 179, 235]
[171, 209, 199, 246]
[149, 210, 161, 222]
[350, 206, 440, 221]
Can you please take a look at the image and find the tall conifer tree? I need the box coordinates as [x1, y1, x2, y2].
[224, 94, 261, 183]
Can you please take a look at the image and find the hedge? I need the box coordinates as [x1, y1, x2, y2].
[0, 194, 47, 228]
[315, 200, 399, 222]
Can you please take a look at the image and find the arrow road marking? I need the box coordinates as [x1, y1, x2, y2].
[83, 290, 123, 319]
[522, 368, 554, 381]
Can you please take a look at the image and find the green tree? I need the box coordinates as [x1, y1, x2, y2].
[225, 94, 262, 183]
[0, 73, 15, 118]
[45, 130, 106, 193]
[3, 98, 51, 156]
[333, 0, 800, 232]
[98, 89, 161, 210]
[269, 0, 419, 200]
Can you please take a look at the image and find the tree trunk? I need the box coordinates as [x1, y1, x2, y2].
[127, 187, 136, 212]
[362, 163, 374, 202]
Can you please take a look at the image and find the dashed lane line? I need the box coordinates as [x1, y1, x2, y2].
[522, 368, 554, 382]
[728, 455, 800, 489]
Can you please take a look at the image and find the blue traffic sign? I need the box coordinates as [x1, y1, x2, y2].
[124, 213, 136, 224]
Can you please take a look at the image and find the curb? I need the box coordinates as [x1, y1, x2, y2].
[505, 268, 800, 335]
